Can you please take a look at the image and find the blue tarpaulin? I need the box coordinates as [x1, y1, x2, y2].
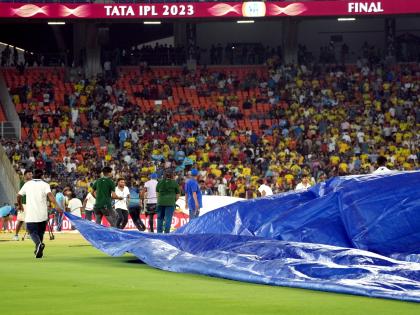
[66, 171, 420, 302]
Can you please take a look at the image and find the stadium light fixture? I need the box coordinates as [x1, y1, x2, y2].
[337, 18, 356, 21]
[0, 41, 27, 52]
[48, 21, 66, 25]
[144, 21, 161, 25]
[237, 20, 255, 24]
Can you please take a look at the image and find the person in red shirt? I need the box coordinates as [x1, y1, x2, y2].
[34, 156, 45, 170]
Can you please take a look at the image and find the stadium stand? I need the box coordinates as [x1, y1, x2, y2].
[1, 56, 419, 199]
[116, 44, 277, 66]
[0, 104, 6, 122]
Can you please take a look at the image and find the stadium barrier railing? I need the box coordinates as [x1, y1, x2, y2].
[0, 121, 20, 139]
[0, 74, 21, 140]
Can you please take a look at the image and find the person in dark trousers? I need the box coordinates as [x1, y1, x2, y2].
[92, 167, 123, 227]
[0, 204, 16, 233]
[81, 190, 96, 222]
[128, 202, 146, 232]
[114, 178, 130, 229]
[156, 169, 180, 233]
[141, 173, 158, 232]
[53, 186, 66, 231]
[17, 169, 57, 258]
[13, 169, 33, 241]
[184, 169, 202, 220]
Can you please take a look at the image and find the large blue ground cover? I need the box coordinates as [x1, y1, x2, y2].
[67, 171, 420, 302]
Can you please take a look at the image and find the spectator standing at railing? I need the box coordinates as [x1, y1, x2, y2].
[12, 46, 18, 66]
[1, 44, 11, 66]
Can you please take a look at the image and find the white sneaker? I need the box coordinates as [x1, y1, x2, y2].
[12, 235, 19, 241]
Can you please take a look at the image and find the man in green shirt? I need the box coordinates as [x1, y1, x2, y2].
[13, 169, 32, 241]
[156, 169, 180, 233]
[92, 167, 123, 227]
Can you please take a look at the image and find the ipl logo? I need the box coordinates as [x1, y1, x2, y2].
[242, 2, 267, 17]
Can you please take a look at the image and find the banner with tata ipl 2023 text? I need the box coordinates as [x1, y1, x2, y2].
[0, 1, 419, 19]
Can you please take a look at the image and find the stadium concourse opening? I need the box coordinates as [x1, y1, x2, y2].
[0, 1, 419, 313]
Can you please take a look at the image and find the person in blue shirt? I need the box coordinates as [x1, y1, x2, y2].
[175, 150, 185, 162]
[184, 169, 202, 220]
[54, 187, 67, 231]
[197, 135, 206, 147]
[0, 204, 15, 233]
[0, 204, 14, 217]
[250, 132, 259, 146]
[119, 129, 128, 148]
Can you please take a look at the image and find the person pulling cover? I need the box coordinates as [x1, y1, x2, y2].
[156, 169, 180, 233]
[92, 167, 124, 227]
[17, 169, 57, 258]
[184, 169, 202, 220]
[141, 173, 159, 232]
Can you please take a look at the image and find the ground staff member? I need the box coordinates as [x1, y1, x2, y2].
[128, 201, 146, 232]
[92, 167, 123, 227]
[114, 178, 130, 229]
[185, 169, 202, 220]
[65, 189, 83, 230]
[54, 187, 66, 231]
[13, 169, 33, 240]
[128, 181, 147, 231]
[156, 169, 180, 233]
[81, 190, 96, 221]
[0, 204, 15, 233]
[17, 169, 57, 258]
[141, 173, 158, 232]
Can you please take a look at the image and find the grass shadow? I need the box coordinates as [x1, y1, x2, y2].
[125, 258, 145, 264]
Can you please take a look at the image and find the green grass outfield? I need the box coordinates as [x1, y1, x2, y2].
[0, 233, 419, 315]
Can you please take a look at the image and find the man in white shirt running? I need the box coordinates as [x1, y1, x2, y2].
[17, 169, 58, 258]
[81, 190, 96, 222]
[372, 156, 394, 174]
[141, 173, 158, 232]
[257, 178, 274, 197]
[114, 178, 131, 229]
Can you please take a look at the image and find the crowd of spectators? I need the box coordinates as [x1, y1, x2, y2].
[112, 45, 189, 67]
[102, 38, 420, 69]
[1, 54, 419, 201]
[107, 43, 280, 67]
